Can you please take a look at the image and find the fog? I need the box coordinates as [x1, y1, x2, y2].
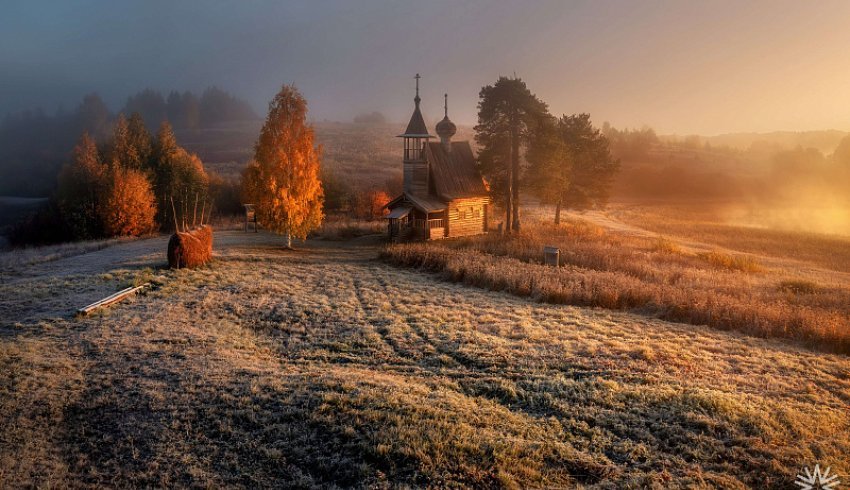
[3, 0, 850, 134]
[3, 1, 850, 237]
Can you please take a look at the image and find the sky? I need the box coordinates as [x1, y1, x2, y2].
[2, 0, 850, 135]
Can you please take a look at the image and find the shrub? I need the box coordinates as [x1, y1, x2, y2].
[778, 279, 820, 294]
[316, 219, 385, 240]
[7, 199, 71, 246]
[351, 189, 391, 220]
[653, 236, 682, 254]
[697, 251, 763, 273]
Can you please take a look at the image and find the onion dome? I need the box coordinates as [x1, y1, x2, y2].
[436, 93, 457, 142]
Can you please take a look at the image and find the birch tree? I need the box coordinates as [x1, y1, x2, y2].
[243, 85, 324, 248]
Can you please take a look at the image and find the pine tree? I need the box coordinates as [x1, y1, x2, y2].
[475, 76, 548, 233]
[528, 114, 619, 221]
[242, 85, 324, 248]
[526, 117, 570, 224]
[556, 114, 619, 211]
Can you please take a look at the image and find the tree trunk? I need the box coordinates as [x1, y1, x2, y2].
[504, 158, 513, 235]
[555, 198, 562, 225]
[511, 125, 520, 232]
[286, 232, 292, 249]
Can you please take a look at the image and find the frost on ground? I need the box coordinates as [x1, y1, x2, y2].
[0, 230, 848, 488]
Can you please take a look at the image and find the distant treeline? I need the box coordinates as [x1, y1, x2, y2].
[610, 124, 850, 203]
[0, 88, 258, 197]
[124, 87, 258, 132]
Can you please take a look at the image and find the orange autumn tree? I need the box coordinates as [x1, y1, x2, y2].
[243, 84, 324, 248]
[100, 167, 157, 237]
[351, 188, 391, 220]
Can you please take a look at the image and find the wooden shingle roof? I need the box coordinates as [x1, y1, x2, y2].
[426, 142, 488, 200]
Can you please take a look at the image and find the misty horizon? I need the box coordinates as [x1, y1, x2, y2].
[3, 0, 850, 136]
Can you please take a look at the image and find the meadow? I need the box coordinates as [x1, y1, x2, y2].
[382, 204, 850, 355]
[1, 230, 848, 488]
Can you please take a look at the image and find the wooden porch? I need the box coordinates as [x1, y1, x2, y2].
[387, 210, 447, 241]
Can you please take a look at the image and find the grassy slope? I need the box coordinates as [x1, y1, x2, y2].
[1, 232, 848, 488]
[609, 204, 850, 274]
[383, 216, 850, 355]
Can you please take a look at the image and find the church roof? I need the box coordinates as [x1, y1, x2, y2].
[425, 141, 488, 200]
[399, 104, 432, 138]
[435, 115, 457, 138]
[398, 74, 433, 138]
[385, 192, 446, 213]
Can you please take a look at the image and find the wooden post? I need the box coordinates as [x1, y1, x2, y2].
[544, 246, 560, 267]
[170, 196, 180, 232]
[192, 193, 199, 228]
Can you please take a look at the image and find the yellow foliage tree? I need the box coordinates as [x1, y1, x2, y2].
[100, 167, 158, 237]
[243, 85, 324, 248]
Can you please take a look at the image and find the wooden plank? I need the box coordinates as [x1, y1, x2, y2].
[77, 283, 150, 316]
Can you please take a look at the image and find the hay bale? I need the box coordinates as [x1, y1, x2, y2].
[168, 225, 213, 269]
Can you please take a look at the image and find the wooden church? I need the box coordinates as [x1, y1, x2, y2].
[385, 75, 490, 240]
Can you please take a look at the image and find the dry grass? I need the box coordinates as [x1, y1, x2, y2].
[696, 250, 764, 272]
[382, 218, 850, 354]
[779, 279, 822, 295]
[1, 231, 849, 487]
[613, 204, 850, 273]
[652, 236, 682, 254]
[0, 237, 128, 272]
[314, 217, 385, 240]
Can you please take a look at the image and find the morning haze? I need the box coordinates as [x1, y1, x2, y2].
[2, 2, 850, 488]
[3, 0, 850, 134]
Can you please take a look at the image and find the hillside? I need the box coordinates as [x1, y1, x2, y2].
[705, 130, 849, 154]
[193, 121, 475, 188]
[1, 226, 848, 487]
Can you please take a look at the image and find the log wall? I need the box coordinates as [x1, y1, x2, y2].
[446, 197, 489, 238]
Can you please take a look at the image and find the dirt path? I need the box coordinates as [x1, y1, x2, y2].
[0, 231, 308, 323]
[1, 231, 848, 487]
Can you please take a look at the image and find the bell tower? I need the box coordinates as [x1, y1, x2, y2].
[398, 73, 433, 197]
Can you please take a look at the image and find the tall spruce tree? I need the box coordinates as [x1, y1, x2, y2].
[242, 84, 324, 248]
